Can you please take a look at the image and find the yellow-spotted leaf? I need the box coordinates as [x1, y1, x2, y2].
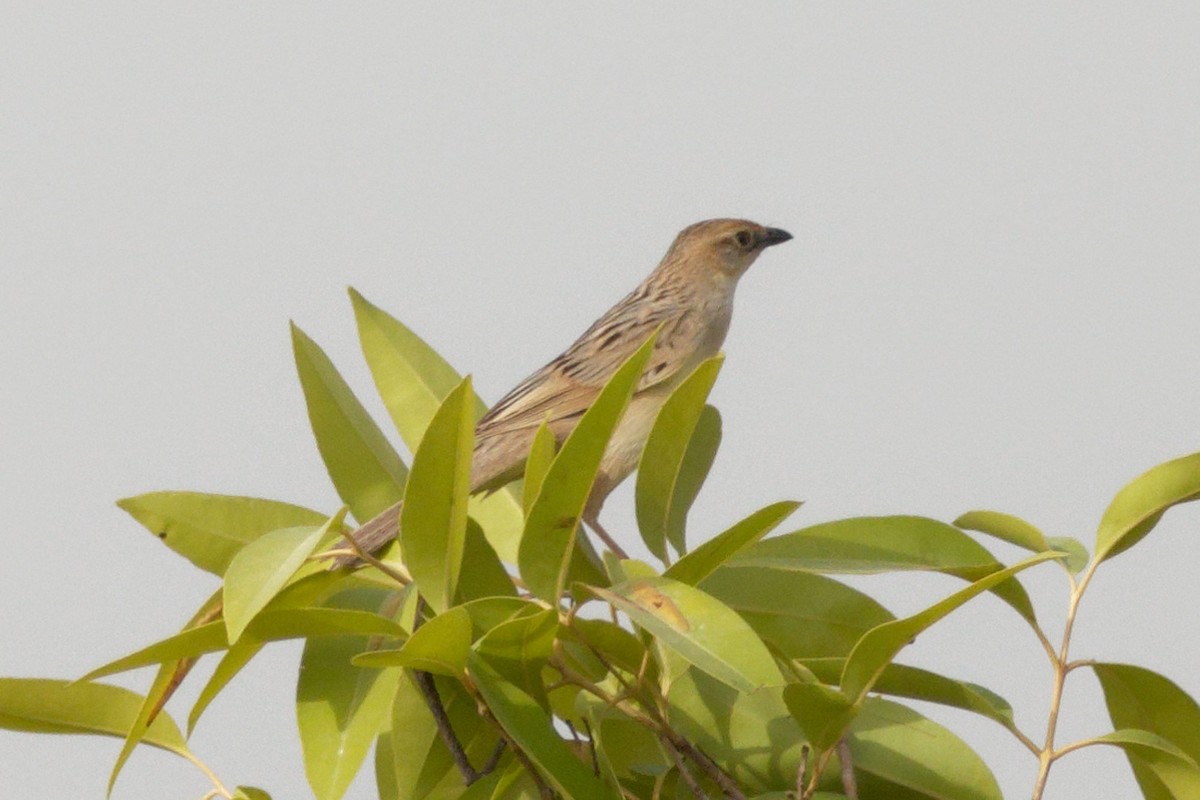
[592, 576, 783, 693]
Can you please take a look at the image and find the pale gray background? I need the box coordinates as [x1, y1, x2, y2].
[2, 3, 1198, 799]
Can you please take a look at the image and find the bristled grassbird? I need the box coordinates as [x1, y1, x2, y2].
[336, 218, 792, 564]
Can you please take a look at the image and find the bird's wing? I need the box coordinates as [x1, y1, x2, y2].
[474, 289, 691, 441]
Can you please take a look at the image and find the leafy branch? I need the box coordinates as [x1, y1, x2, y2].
[2, 290, 1198, 800]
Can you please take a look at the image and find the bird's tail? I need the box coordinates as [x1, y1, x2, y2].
[329, 499, 404, 568]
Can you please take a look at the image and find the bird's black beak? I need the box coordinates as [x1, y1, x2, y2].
[758, 227, 793, 248]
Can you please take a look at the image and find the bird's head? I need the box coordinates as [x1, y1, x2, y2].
[665, 218, 793, 280]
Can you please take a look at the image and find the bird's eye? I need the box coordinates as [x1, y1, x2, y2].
[734, 230, 754, 248]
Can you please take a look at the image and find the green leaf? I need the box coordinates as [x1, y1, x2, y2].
[0, 678, 190, 757]
[457, 519, 517, 602]
[1046, 536, 1090, 574]
[247, 607, 408, 640]
[350, 288, 525, 561]
[589, 713, 668, 792]
[468, 653, 620, 800]
[187, 572, 379, 731]
[490, 760, 543, 800]
[116, 492, 329, 575]
[783, 681, 857, 750]
[518, 332, 657, 602]
[635, 356, 724, 559]
[522, 418, 556, 515]
[1094, 663, 1200, 799]
[953, 510, 1048, 550]
[373, 731, 401, 800]
[840, 551, 1059, 703]
[186, 572, 367, 733]
[850, 697, 1002, 800]
[291, 322, 408, 523]
[232, 788, 272, 800]
[738, 515, 1039, 625]
[664, 670, 805, 791]
[297, 588, 403, 800]
[593, 576, 783, 693]
[700, 567, 894, 659]
[665, 501, 801, 586]
[379, 673, 499, 800]
[566, 618, 649, 678]
[1070, 729, 1200, 799]
[667, 406, 722, 556]
[82, 606, 405, 684]
[223, 511, 344, 642]
[1095, 451, 1200, 563]
[106, 589, 223, 796]
[802, 658, 1017, 733]
[398, 674, 503, 800]
[351, 287, 487, 441]
[474, 608, 559, 705]
[188, 639, 261, 735]
[956, 510, 1091, 574]
[81, 623, 227, 682]
[668, 669, 1000, 798]
[458, 596, 543, 638]
[400, 376, 475, 613]
[352, 606, 471, 675]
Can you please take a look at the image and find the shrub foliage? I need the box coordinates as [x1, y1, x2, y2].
[3, 290, 1199, 800]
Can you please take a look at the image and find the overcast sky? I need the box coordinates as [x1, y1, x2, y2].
[3, 4, 1199, 799]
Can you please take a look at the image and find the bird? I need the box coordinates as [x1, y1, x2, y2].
[334, 218, 792, 565]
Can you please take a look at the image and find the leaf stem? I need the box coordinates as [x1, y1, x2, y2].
[181, 750, 231, 799]
[1031, 558, 1101, 799]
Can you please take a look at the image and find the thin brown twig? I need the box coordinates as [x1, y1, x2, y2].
[479, 738, 507, 775]
[662, 736, 710, 800]
[581, 717, 600, 776]
[476, 701, 554, 799]
[837, 739, 858, 799]
[407, 599, 500, 787]
[413, 670, 485, 785]
[670, 736, 746, 800]
[797, 744, 809, 799]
